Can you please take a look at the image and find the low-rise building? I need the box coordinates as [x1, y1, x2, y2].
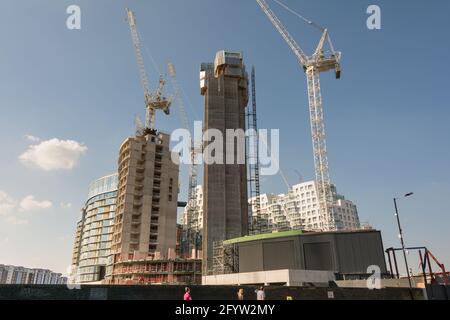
[205, 229, 387, 285]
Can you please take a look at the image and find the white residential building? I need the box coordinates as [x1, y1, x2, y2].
[182, 185, 204, 232]
[181, 181, 360, 236]
[0, 264, 67, 285]
[249, 181, 361, 233]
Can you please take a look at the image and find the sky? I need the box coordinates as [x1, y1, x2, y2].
[0, 0, 449, 275]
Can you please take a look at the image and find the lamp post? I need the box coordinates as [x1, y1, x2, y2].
[393, 192, 414, 299]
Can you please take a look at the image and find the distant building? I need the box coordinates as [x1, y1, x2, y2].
[182, 181, 360, 248]
[110, 131, 181, 284]
[200, 51, 249, 275]
[181, 185, 204, 233]
[249, 181, 360, 233]
[0, 264, 67, 285]
[70, 173, 118, 283]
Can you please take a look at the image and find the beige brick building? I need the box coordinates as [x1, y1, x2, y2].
[111, 130, 179, 283]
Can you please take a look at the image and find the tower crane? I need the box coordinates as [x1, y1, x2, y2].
[255, 0, 341, 231]
[126, 8, 172, 131]
[168, 62, 201, 255]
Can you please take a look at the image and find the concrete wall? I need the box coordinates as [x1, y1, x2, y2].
[0, 284, 424, 300]
[337, 278, 422, 289]
[203, 269, 336, 286]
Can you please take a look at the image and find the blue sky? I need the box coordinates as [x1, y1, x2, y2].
[0, 0, 449, 274]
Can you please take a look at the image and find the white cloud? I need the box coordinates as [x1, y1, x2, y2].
[60, 202, 72, 209]
[0, 191, 17, 216]
[24, 134, 40, 142]
[19, 195, 52, 212]
[6, 216, 28, 225]
[19, 138, 87, 171]
[1, 192, 52, 225]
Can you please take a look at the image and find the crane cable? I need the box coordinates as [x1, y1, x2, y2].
[271, 0, 337, 55]
[272, 0, 323, 31]
[258, 131, 290, 190]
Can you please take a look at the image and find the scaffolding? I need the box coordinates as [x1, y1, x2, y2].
[246, 66, 264, 235]
[111, 257, 202, 285]
[212, 240, 239, 275]
[212, 241, 224, 275]
[224, 243, 239, 274]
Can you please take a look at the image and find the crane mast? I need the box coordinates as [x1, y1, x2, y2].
[126, 8, 171, 130]
[168, 62, 200, 255]
[256, 0, 341, 231]
[247, 66, 263, 235]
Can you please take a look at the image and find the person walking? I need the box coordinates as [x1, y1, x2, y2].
[183, 287, 192, 301]
[237, 288, 244, 300]
[255, 286, 266, 300]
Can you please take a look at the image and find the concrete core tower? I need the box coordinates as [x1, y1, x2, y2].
[200, 51, 249, 275]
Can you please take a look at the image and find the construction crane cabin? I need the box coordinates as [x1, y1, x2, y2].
[255, 0, 341, 231]
[126, 8, 172, 133]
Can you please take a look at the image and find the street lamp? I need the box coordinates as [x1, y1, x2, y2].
[393, 192, 414, 298]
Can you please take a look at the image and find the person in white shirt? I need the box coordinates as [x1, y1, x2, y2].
[255, 286, 266, 300]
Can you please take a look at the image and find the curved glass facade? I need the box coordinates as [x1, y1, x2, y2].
[76, 174, 118, 283]
[87, 174, 118, 200]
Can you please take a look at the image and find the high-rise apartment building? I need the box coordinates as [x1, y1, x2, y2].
[0, 264, 67, 285]
[200, 51, 249, 275]
[70, 173, 118, 283]
[249, 181, 361, 233]
[111, 130, 179, 283]
[180, 181, 360, 249]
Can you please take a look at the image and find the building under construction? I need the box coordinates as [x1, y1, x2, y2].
[112, 256, 202, 285]
[108, 9, 201, 285]
[110, 131, 181, 283]
[201, 51, 249, 276]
